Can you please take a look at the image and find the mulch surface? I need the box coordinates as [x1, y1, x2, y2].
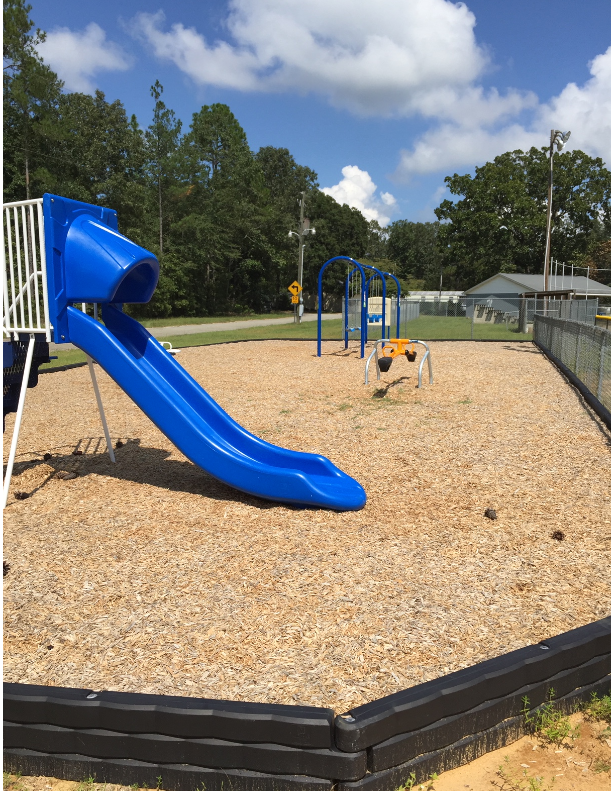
[3, 340, 610, 713]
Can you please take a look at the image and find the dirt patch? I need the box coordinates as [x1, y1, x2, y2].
[3, 341, 611, 712]
[431, 712, 611, 790]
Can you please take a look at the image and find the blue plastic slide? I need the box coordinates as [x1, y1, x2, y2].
[43, 194, 365, 511]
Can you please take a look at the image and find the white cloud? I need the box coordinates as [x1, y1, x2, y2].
[127, 3, 611, 181]
[38, 23, 132, 93]
[396, 47, 611, 179]
[322, 166, 396, 225]
[130, 0, 490, 117]
[543, 47, 611, 163]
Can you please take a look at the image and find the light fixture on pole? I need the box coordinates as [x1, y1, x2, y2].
[288, 192, 315, 323]
[543, 129, 571, 294]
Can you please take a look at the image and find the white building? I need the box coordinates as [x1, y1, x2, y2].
[464, 273, 611, 299]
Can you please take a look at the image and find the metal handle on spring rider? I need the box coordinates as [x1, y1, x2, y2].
[364, 339, 433, 388]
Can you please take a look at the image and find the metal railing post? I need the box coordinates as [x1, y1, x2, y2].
[2, 334, 35, 508]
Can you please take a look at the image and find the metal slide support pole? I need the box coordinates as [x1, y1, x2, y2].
[87, 357, 116, 463]
[81, 303, 115, 462]
[2, 334, 35, 508]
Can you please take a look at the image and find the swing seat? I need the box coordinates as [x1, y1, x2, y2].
[378, 356, 393, 372]
[406, 350, 417, 362]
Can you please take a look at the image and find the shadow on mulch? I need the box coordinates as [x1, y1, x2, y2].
[8, 439, 289, 509]
[501, 344, 541, 354]
[371, 375, 411, 398]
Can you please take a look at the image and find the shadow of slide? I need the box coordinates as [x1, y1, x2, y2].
[18, 439, 282, 509]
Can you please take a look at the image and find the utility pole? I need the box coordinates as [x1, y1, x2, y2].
[288, 192, 315, 324]
[543, 129, 571, 293]
[297, 192, 305, 323]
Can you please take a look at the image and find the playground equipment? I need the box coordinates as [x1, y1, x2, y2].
[3, 195, 366, 511]
[365, 338, 434, 388]
[317, 257, 401, 357]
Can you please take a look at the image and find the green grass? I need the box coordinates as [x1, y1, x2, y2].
[39, 314, 532, 372]
[139, 312, 292, 328]
[522, 690, 580, 746]
[344, 315, 531, 340]
[41, 347, 88, 370]
[585, 692, 611, 725]
[153, 318, 341, 350]
[400, 315, 531, 340]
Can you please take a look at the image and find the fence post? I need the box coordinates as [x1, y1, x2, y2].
[598, 332, 607, 401]
[575, 324, 582, 377]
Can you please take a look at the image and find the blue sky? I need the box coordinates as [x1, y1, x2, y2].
[34, 0, 611, 225]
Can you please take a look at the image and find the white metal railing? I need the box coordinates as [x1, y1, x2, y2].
[2, 198, 116, 508]
[2, 198, 52, 341]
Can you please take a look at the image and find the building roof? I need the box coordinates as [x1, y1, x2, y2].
[407, 291, 465, 297]
[464, 273, 611, 296]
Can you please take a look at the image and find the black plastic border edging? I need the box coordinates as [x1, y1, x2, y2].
[337, 674, 611, 790]
[3, 686, 335, 749]
[534, 338, 611, 431]
[4, 617, 611, 789]
[334, 617, 611, 752]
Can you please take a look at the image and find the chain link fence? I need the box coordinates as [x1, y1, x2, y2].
[534, 314, 611, 415]
[341, 296, 602, 342]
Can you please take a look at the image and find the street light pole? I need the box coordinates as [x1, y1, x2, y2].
[543, 129, 571, 294]
[297, 192, 305, 323]
[288, 191, 315, 324]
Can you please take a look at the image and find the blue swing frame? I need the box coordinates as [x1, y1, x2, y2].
[317, 257, 402, 358]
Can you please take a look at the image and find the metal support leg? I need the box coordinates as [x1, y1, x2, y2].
[3, 334, 35, 508]
[87, 356, 116, 462]
[82, 303, 115, 462]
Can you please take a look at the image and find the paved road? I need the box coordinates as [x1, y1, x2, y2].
[50, 313, 342, 352]
[151, 312, 341, 338]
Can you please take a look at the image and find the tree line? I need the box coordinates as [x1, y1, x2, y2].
[4, 0, 611, 319]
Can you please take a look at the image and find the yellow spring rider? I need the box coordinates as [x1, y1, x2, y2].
[364, 338, 434, 388]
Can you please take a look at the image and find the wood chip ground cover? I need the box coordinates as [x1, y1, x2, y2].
[3, 341, 610, 712]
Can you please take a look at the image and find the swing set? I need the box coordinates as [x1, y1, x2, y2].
[316, 256, 402, 357]
[316, 255, 434, 388]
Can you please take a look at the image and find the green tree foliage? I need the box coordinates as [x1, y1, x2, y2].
[51, 91, 147, 238]
[365, 219, 388, 261]
[10, 4, 610, 315]
[305, 191, 369, 296]
[172, 103, 269, 314]
[2, 1, 381, 316]
[435, 147, 611, 289]
[387, 220, 443, 289]
[3, 0, 64, 200]
[146, 81, 182, 255]
[256, 146, 318, 307]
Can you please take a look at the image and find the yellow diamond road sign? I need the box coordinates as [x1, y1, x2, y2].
[288, 281, 302, 296]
